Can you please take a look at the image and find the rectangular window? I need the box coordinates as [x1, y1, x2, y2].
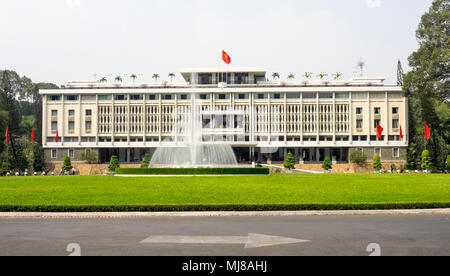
[69, 149, 74, 159]
[215, 94, 228, 100]
[114, 95, 127, 101]
[303, 93, 317, 99]
[271, 93, 283, 99]
[146, 94, 158, 101]
[98, 95, 112, 101]
[393, 148, 399, 158]
[286, 93, 300, 99]
[235, 94, 249, 100]
[198, 94, 210, 100]
[319, 93, 333, 99]
[335, 92, 349, 99]
[356, 120, 363, 129]
[81, 95, 96, 101]
[68, 110, 75, 117]
[49, 95, 61, 101]
[69, 121, 75, 132]
[85, 121, 92, 131]
[375, 148, 381, 156]
[52, 150, 57, 159]
[51, 110, 58, 117]
[85, 110, 92, 116]
[356, 108, 363, 115]
[374, 119, 381, 128]
[65, 95, 78, 101]
[374, 107, 381, 115]
[392, 107, 399, 114]
[130, 95, 143, 100]
[162, 94, 173, 100]
[178, 94, 190, 100]
[392, 119, 399, 129]
[51, 122, 58, 131]
[257, 94, 266, 99]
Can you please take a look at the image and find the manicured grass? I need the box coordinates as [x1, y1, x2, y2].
[0, 174, 448, 211]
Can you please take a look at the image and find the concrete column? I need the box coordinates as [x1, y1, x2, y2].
[126, 148, 131, 163]
[316, 148, 320, 162]
[309, 148, 314, 162]
[294, 148, 299, 163]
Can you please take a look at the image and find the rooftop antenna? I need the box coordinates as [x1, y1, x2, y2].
[357, 58, 366, 77]
[397, 59, 404, 86]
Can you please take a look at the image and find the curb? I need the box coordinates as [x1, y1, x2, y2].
[0, 209, 449, 219]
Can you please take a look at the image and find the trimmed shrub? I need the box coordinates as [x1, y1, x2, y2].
[141, 153, 150, 168]
[372, 154, 382, 171]
[421, 150, 432, 170]
[81, 149, 98, 164]
[322, 157, 332, 170]
[349, 149, 367, 165]
[63, 156, 72, 171]
[108, 155, 120, 172]
[284, 152, 295, 170]
[115, 167, 270, 175]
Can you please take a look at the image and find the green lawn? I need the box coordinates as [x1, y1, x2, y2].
[0, 174, 448, 211]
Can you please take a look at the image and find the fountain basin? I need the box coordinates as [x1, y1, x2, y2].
[115, 167, 270, 176]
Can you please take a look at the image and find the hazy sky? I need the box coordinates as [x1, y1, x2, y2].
[0, 0, 434, 85]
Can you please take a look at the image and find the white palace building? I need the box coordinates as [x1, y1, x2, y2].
[40, 68, 408, 165]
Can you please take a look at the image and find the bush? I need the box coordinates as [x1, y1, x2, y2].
[322, 157, 332, 170]
[19, 154, 29, 172]
[372, 154, 382, 171]
[81, 149, 98, 164]
[115, 167, 270, 175]
[63, 156, 73, 171]
[141, 153, 150, 168]
[421, 150, 433, 170]
[108, 155, 120, 172]
[32, 143, 46, 172]
[283, 152, 295, 170]
[0, 162, 8, 176]
[446, 155, 450, 171]
[349, 149, 367, 165]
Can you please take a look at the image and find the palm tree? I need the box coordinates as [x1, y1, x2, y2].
[168, 72, 175, 83]
[114, 76, 123, 83]
[303, 72, 313, 80]
[333, 72, 343, 80]
[130, 74, 137, 83]
[99, 77, 107, 83]
[317, 72, 328, 81]
[272, 72, 280, 81]
[287, 73, 295, 81]
[152, 74, 160, 83]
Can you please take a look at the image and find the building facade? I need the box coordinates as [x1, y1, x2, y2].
[40, 68, 408, 166]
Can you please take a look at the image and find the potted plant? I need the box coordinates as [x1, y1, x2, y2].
[303, 72, 313, 85]
[421, 150, 432, 173]
[322, 157, 332, 173]
[266, 154, 273, 165]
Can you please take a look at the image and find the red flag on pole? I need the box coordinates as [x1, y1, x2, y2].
[55, 130, 59, 143]
[31, 128, 35, 143]
[5, 127, 9, 145]
[424, 123, 431, 141]
[222, 50, 231, 65]
[376, 124, 384, 139]
[400, 125, 404, 139]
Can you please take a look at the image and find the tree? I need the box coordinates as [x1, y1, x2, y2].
[168, 73, 176, 83]
[152, 74, 160, 83]
[272, 72, 280, 81]
[421, 150, 433, 171]
[322, 157, 332, 171]
[372, 154, 382, 171]
[32, 143, 46, 172]
[108, 155, 120, 172]
[333, 72, 343, 80]
[130, 74, 137, 83]
[287, 73, 295, 81]
[349, 149, 367, 165]
[283, 152, 295, 170]
[446, 155, 450, 171]
[63, 156, 73, 171]
[303, 72, 313, 79]
[99, 77, 107, 83]
[81, 149, 98, 164]
[406, 145, 420, 170]
[114, 76, 122, 83]
[403, 0, 450, 168]
[317, 72, 328, 81]
[141, 153, 150, 168]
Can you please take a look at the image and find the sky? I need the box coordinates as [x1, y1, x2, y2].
[0, 0, 434, 85]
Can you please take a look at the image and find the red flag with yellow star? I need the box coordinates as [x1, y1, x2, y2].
[222, 50, 231, 65]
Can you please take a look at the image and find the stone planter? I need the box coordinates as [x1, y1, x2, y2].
[324, 170, 331, 174]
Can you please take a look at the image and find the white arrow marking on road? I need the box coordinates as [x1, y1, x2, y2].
[140, 234, 310, 249]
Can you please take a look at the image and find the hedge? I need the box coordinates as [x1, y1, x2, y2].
[0, 202, 449, 212]
[115, 167, 270, 175]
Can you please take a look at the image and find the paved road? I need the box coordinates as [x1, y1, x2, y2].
[0, 215, 448, 256]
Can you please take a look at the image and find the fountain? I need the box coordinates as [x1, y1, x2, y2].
[149, 73, 238, 168]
